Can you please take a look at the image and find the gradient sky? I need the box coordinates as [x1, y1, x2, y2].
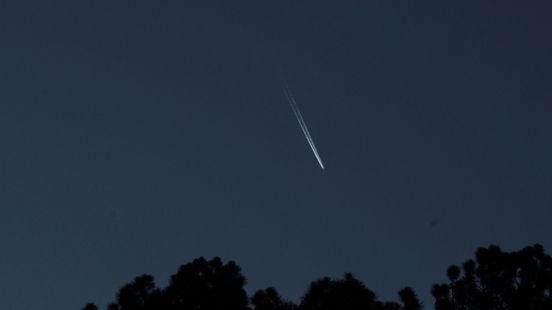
[1, 1, 552, 309]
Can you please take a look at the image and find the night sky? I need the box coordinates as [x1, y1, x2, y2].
[1, 1, 552, 309]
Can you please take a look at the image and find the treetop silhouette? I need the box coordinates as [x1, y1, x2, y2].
[432, 244, 552, 310]
[84, 244, 552, 310]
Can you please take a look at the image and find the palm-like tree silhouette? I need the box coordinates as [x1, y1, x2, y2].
[432, 244, 552, 310]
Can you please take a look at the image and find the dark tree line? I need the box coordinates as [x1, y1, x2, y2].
[84, 244, 552, 310]
[431, 244, 552, 310]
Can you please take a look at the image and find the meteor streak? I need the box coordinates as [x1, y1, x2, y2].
[281, 78, 325, 170]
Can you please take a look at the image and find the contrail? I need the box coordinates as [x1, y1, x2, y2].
[282, 84, 323, 168]
[281, 78, 325, 170]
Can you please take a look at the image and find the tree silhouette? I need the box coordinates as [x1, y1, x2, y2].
[87, 258, 418, 310]
[83, 303, 99, 310]
[398, 287, 422, 310]
[96, 257, 248, 310]
[251, 287, 295, 310]
[84, 244, 552, 309]
[298, 273, 406, 310]
[431, 244, 552, 310]
[110, 274, 161, 310]
[163, 256, 248, 310]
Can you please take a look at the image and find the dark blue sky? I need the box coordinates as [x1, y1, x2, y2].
[1, 1, 551, 309]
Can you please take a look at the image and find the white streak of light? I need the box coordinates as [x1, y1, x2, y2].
[281, 79, 325, 170]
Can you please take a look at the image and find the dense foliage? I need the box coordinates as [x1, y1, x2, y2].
[84, 244, 552, 310]
[432, 244, 552, 310]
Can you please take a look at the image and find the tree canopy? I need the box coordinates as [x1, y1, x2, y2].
[431, 244, 552, 310]
[84, 244, 552, 310]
